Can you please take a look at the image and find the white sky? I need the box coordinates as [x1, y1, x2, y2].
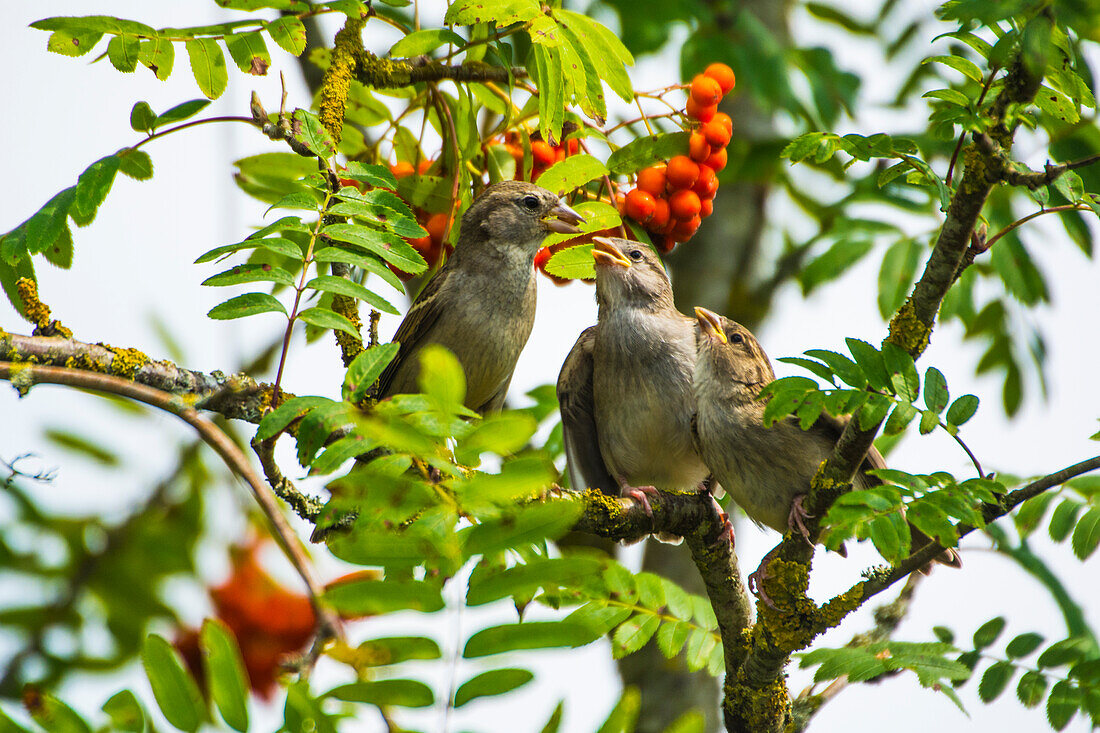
[1, 2, 1098, 732]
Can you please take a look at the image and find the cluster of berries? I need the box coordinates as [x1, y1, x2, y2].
[621, 63, 736, 254]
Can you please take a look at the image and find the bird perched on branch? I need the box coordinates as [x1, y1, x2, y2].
[558, 237, 730, 543]
[691, 307, 962, 601]
[375, 180, 584, 414]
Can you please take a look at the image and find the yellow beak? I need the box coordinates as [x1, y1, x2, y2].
[694, 307, 727, 344]
[591, 236, 632, 268]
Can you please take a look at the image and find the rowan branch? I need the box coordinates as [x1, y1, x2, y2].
[355, 51, 525, 88]
[724, 41, 1052, 733]
[0, 331, 276, 424]
[0, 362, 343, 651]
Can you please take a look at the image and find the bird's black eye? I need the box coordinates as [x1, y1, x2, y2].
[729, 332, 744, 344]
[521, 195, 540, 211]
[629, 250, 644, 261]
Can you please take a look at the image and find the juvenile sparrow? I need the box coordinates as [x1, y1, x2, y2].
[691, 307, 961, 599]
[375, 180, 583, 413]
[558, 237, 728, 542]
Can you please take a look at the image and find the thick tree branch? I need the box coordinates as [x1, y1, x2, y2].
[0, 362, 342, 652]
[723, 45, 1052, 733]
[0, 331, 276, 424]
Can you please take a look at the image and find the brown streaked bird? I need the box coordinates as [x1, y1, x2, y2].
[375, 180, 584, 414]
[691, 307, 961, 600]
[557, 237, 731, 543]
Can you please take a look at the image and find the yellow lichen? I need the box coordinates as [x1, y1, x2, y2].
[725, 676, 791, 732]
[886, 297, 931, 356]
[16, 278, 73, 338]
[319, 17, 365, 144]
[331, 294, 364, 366]
[103, 345, 149, 379]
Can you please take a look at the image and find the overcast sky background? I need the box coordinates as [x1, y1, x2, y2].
[2, 2, 1099, 731]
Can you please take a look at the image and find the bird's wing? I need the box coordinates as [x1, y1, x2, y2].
[557, 327, 617, 495]
[374, 266, 452, 399]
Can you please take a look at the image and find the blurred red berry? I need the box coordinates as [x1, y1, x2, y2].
[391, 161, 415, 179]
[705, 147, 728, 172]
[702, 120, 731, 148]
[685, 97, 717, 123]
[649, 197, 671, 231]
[689, 132, 711, 163]
[669, 189, 702, 220]
[693, 165, 719, 200]
[625, 189, 658, 223]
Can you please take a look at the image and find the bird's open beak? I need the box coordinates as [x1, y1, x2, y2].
[694, 307, 727, 344]
[591, 236, 632, 268]
[546, 199, 585, 234]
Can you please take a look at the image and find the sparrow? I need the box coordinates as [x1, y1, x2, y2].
[691, 307, 961, 600]
[557, 237, 730, 543]
[375, 180, 584, 414]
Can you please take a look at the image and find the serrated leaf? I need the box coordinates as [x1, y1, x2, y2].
[344, 342, 399, 402]
[130, 101, 156, 132]
[923, 54, 983, 83]
[297, 306, 360, 337]
[292, 109, 336, 158]
[804, 349, 866, 389]
[536, 154, 609, 194]
[463, 620, 595, 657]
[106, 34, 140, 72]
[154, 99, 211, 128]
[266, 15, 307, 55]
[945, 394, 978, 426]
[306, 275, 399, 314]
[185, 38, 228, 99]
[923, 367, 949, 413]
[607, 132, 689, 175]
[454, 668, 534, 707]
[141, 634, 204, 732]
[1070, 506, 1100, 559]
[328, 680, 434, 707]
[444, 0, 541, 25]
[324, 578, 444, 614]
[1047, 680, 1080, 730]
[73, 156, 120, 225]
[256, 395, 333, 440]
[1006, 633, 1044, 659]
[1049, 499, 1083, 542]
[207, 292, 286, 320]
[343, 161, 398, 190]
[973, 617, 1006, 649]
[1039, 638, 1089, 669]
[200, 619, 250, 732]
[389, 28, 466, 57]
[877, 237, 922, 319]
[322, 223, 428, 276]
[118, 149, 154, 180]
[202, 263, 295, 287]
[612, 614, 660, 658]
[226, 31, 271, 75]
[461, 500, 583, 558]
[882, 342, 920, 401]
[978, 661, 1015, 702]
[138, 36, 174, 80]
[1017, 669, 1047, 707]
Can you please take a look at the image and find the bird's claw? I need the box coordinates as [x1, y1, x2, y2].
[622, 484, 660, 519]
[747, 558, 777, 610]
[708, 493, 735, 548]
[789, 494, 814, 546]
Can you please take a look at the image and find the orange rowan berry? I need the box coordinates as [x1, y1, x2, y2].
[693, 165, 719, 200]
[624, 189, 658, 223]
[704, 63, 736, 94]
[665, 156, 700, 190]
[690, 74, 723, 106]
[702, 120, 731, 148]
[669, 189, 702, 220]
[689, 132, 711, 163]
[700, 198, 713, 218]
[671, 215, 702, 241]
[705, 147, 727, 172]
[532, 141, 556, 168]
[712, 112, 733, 137]
[649, 197, 671, 230]
[391, 161, 415, 179]
[637, 164, 667, 196]
[685, 97, 717, 123]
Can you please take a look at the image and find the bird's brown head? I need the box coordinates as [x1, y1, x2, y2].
[460, 180, 584, 254]
[693, 307, 774, 398]
[592, 236, 674, 312]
